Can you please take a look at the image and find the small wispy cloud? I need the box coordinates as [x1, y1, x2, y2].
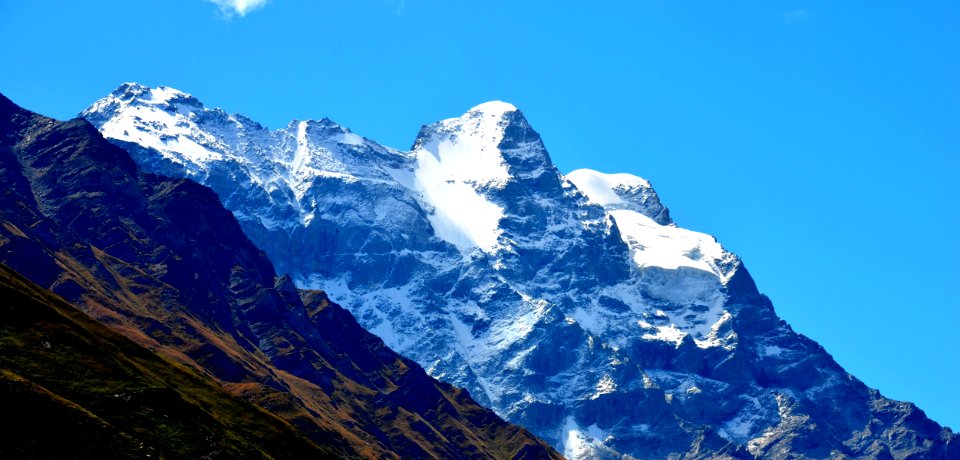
[782, 9, 810, 23]
[206, 0, 269, 18]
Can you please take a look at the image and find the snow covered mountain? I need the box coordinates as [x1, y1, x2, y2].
[83, 83, 957, 459]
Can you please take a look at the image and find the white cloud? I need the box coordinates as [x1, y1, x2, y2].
[206, 0, 269, 17]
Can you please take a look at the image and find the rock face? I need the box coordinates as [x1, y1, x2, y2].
[83, 83, 958, 459]
[0, 92, 561, 460]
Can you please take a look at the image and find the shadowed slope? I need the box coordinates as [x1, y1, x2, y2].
[0, 263, 337, 459]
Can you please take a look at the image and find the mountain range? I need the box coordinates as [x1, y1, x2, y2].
[0, 91, 560, 459]
[70, 83, 958, 459]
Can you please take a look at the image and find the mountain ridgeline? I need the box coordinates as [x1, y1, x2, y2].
[78, 83, 958, 460]
[0, 92, 560, 459]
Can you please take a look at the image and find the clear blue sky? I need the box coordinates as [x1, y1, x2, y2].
[2, 1, 957, 430]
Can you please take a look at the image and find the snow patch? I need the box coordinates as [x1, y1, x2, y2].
[720, 396, 765, 442]
[336, 131, 364, 146]
[98, 103, 223, 166]
[291, 120, 310, 173]
[761, 345, 787, 357]
[404, 153, 505, 252]
[563, 417, 604, 459]
[610, 209, 726, 276]
[592, 375, 618, 399]
[397, 101, 521, 253]
[566, 168, 651, 208]
[642, 325, 687, 346]
[468, 100, 518, 116]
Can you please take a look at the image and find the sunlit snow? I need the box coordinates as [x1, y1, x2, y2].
[566, 168, 651, 209]
[399, 101, 519, 253]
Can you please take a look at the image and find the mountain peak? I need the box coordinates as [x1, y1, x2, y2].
[413, 100, 540, 158]
[110, 81, 148, 97]
[436, 100, 524, 134]
[108, 82, 201, 108]
[82, 83, 207, 134]
[467, 100, 518, 116]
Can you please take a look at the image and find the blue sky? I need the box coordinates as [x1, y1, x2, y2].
[2, 1, 958, 429]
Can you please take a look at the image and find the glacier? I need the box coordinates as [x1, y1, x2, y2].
[82, 83, 957, 459]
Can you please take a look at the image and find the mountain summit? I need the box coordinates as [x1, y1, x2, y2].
[83, 84, 958, 459]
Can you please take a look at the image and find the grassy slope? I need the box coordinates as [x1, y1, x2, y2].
[0, 262, 346, 459]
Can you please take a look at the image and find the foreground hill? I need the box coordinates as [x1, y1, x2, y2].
[0, 263, 338, 459]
